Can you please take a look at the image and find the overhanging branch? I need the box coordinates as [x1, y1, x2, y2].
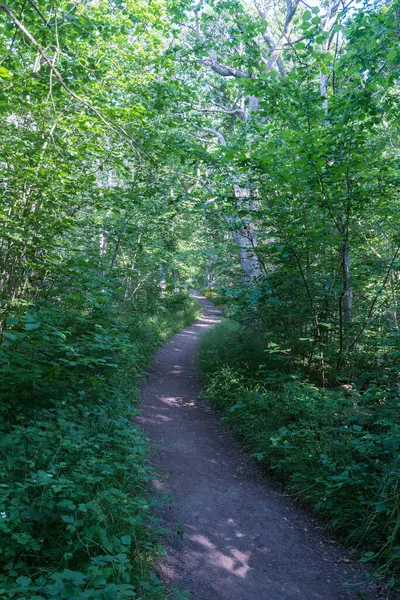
[199, 58, 250, 78]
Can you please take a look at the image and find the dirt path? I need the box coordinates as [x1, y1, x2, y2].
[139, 292, 375, 600]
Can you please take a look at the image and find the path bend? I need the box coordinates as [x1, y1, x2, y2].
[139, 292, 375, 600]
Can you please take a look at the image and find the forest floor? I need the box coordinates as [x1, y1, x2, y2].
[139, 292, 378, 600]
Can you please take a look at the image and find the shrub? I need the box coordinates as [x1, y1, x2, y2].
[0, 293, 198, 599]
[199, 320, 400, 582]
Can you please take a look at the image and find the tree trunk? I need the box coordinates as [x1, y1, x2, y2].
[343, 240, 352, 325]
[204, 254, 217, 288]
[160, 264, 166, 296]
[99, 229, 108, 258]
[230, 185, 261, 285]
[390, 270, 398, 329]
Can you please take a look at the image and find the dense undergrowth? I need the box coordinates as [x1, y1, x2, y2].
[2, 0, 400, 595]
[199, 318, 400, 586]
[0, 291, 198, 600]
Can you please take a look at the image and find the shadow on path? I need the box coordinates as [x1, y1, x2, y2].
[139, 291, 375, 600]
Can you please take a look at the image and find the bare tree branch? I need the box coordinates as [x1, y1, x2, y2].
[184, 102, 245, 118]
[199, 58, 251, 78]
[260, 29, 287, 77]
[201, 127, 227, 146]
[264, 0, 300, 73]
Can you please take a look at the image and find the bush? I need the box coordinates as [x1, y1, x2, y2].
[0, 293, 198, 599]
[199, 320, 400, 582]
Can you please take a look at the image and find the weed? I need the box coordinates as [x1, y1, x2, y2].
[199, 320, 400, 583]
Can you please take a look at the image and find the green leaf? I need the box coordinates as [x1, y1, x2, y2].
[3, 332, 17, 341]
[61, 515, 75, 524]
[360, 552, 375, 562]
[6, 317, 18, 325]
[252, 452, 266, 461]
[25, 322, 41, 331]
[121, 535, 132, 545]
[0, 66, 12, 78]
[16, 577, 31, 587]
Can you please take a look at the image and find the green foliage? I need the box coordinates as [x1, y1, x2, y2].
[0, 291, 198, 599]
[200, 320, 400, 582]
[200, 289, 226, 307]
[0, 0, 203, 595]
[180, 0, 400, 383]
[2, 0, 400, 592]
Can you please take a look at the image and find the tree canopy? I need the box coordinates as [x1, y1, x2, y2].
[1, 0, 400, 596]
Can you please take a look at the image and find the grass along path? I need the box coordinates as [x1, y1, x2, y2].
[139, 292, 376, 600]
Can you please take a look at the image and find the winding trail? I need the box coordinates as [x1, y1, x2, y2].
[139, 292, 374, 600]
